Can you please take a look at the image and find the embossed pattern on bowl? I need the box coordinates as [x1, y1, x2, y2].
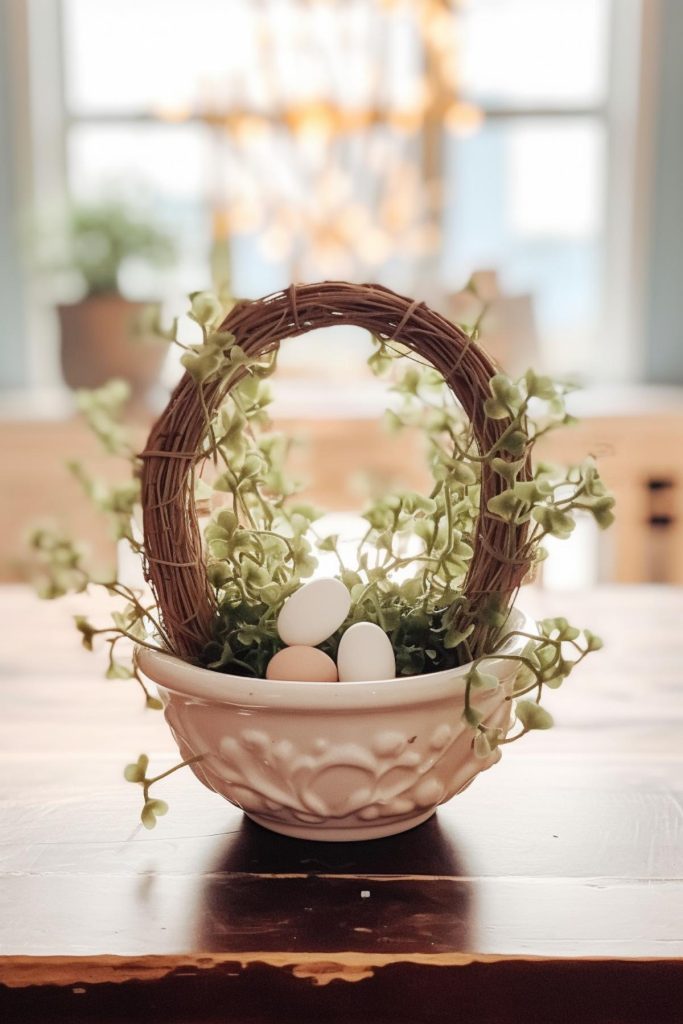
[137, 610, 531, 841]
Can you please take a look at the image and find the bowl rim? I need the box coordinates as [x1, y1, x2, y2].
[136, 607, 535, 711]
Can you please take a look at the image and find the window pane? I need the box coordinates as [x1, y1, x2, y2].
[459, 0, 611, 109]
[67, 123, 213, 293]
[63, 0, 257, 115]
[62, 0, 423, 116]
[62, 1, 611, 378]
[442, 117, 605, 375]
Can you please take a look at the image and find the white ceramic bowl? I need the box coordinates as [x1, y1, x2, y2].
[137, 610, 532, 842]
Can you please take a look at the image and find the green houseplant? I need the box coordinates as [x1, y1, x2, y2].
[32, 282, 614, 840]
[54, 200, 176, 402]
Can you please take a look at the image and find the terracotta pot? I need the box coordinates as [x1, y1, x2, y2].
[136, 610, 531, 842]
[58, 295, 168, 403]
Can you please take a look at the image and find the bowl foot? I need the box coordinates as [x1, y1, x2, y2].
[244, 809, 436, 842]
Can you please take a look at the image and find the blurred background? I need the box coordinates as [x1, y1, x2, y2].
[1, 0, 682, 589]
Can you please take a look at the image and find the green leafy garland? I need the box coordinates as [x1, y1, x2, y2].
[30, 289, 614, 826]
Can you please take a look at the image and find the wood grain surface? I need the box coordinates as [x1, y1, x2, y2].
[1, 585, 682, 1021]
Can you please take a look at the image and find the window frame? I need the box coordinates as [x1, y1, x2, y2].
[45, 0, 655, 389]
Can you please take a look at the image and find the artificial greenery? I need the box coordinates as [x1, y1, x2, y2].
[31, 287, 614, 826]
[56, 200, 176, 297]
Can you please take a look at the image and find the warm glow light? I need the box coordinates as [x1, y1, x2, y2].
[155, 103, 192, 123]
[444, 100, 484, 137]
[261, 223, 293, 262]
[286, 101, 337, 140]
[155, 0, 472, 277]
[233, 114, 270, 145]
[225, 201, 263, 235]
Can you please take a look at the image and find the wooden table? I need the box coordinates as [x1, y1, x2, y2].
[1, 585, 682, 1022]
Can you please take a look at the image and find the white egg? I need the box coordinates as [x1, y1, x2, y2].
[337, 622, 396, 682]
[277, 578, 351, 647]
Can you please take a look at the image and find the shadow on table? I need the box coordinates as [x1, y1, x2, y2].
[195, 813, 474, 953]
[206, 811, 468, 873]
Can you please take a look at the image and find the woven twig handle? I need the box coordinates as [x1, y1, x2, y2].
[141, 282, 530, 661]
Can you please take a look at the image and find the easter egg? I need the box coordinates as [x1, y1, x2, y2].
[266, 645, 338, 682]
[277, 578, 351, 647]
[337, 622, 396, 682]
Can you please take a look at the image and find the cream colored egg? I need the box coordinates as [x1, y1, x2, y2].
[266, 645, 338, 683]
[277, 578, 351, 647]
[337, 622, 396, 682]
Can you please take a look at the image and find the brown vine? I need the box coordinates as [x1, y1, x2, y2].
[140, 281, 531, 662]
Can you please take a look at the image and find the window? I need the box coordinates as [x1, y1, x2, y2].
[446, 0, 611, 376]
[61, 0, 614, 377]
[62, 0, 428, 297]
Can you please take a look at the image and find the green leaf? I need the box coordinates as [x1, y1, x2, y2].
[399, 577, 423, 603]
[513, 663, 537, 691]
[583, 629, 604, 652]
[536, 644, 558, 669]
[341, 569, 363, 590]
[490, 374, 519, 401]
[515, 700, 554, 730]
[74, 615, 96, 651]
[487, 490, 519, 522]
[484, 396, 511, 420]
[469, 666, 499, 691]
[485, 374, 522, 419]
[443, 623, 474, 649]
[289, 502, 321, 523]
[475, 595, 508, 629]
[141, 801, 158, 829]
[513, 480, 551, 503]
[462, 704, 483, 728]
[189, 291, 223, 327]
[473, 731, 492, 758]
[208, 538, 231, 559]
[500, 430, 528, 456]
[148, 798, 168, 817]
[368, 346, 393, 377]
[260, 583, 282, 605]
[491, 457, 525, 485]
[207, 562, 232, 588]
[448, 461, 477, 486]
[559, 624, 580, 641]
[548, 395, 566, 417]
[532, 506, 576, 539]
[398, 368, 421, 395]
[524, 368, 556, 400]
[591, 495, 616, 529]
[180, 344, 224, 384]
[382, 409, 404, 433]
[227, 343, 249, 367]
[106, 659, 133, 680]
[216, 509, 238, 534]
[402, 492, 438, 515]
[544, 672, 567, 689]
[194, 477, 214, 500]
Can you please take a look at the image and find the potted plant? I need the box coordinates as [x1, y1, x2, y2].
[53, 200, 176, 402]
[32, 281, 614, 841]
